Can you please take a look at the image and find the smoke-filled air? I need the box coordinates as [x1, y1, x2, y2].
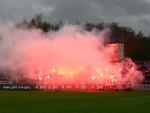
[0, 23, 143, 87]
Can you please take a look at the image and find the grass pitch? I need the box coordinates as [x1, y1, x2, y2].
[0, 91, 150, 113]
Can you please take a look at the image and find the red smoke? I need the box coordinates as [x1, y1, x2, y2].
[0, 24, 143, 88]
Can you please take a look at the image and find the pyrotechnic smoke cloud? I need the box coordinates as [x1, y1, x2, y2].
[0, 23, 143, 87]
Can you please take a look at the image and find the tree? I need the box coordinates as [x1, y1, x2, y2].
[137, 30, 144, 38]
[30, 14, 50, 32]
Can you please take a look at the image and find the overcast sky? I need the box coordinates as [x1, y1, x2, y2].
[0, 0, 150, 35]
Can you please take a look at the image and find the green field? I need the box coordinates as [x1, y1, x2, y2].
[0, 91, 150, 113]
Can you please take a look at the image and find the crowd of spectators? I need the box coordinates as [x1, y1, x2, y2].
[135, 61, 150, 84]
[135, 61, 150, 73]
